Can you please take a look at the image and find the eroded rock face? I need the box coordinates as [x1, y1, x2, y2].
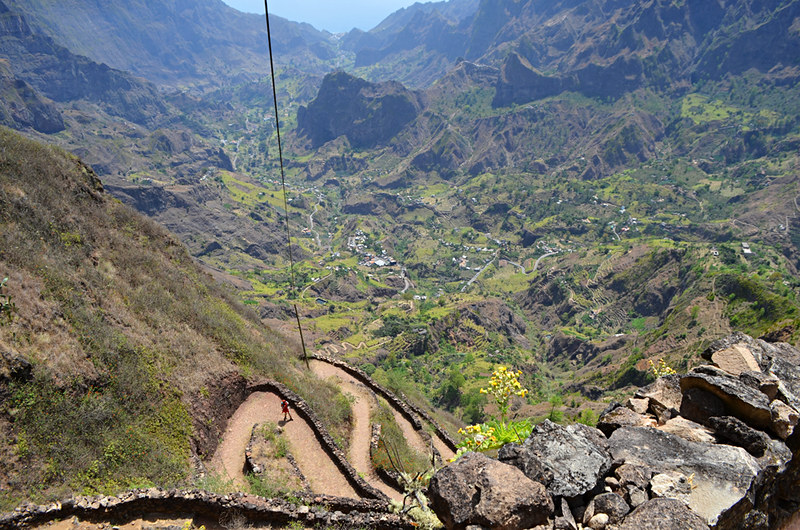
[608, 426, 760, 525]
[704, 332, 800, 411]
[428, 451, 553, 530]
[296, 71, 423, 149]
[681, 365, 773, 431]
[498, 420, 611, 499]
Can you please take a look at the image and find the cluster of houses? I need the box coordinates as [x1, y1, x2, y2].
[347, 230, 398, 268]
[709, 241, 754, 257]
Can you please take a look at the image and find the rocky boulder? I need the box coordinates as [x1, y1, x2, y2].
[608, 426, 760, 525]
[680, 365, 773, 432]
[703, 332, 800, 411]
[707, 342, 761, 376]
[597, 405, 656, 436]
[498, 420, 611, 500]
[655, 416, 716, 444]
[428, 451, 553, 530]
[708, 415, 770, 456]
[634, 374, 682, 424]
[583, 492, 630, 525]
[771, 399, 800, 440]
[424, 333, 799, 529]
[616, 498, 709, 530]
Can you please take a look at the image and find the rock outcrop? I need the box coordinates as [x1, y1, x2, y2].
[429, 332, 800, 529]
[296, 71, 424, 149]
[608, 426, 760, 524]
[498, 420, 612, 500]
[428, 451, 553, 530]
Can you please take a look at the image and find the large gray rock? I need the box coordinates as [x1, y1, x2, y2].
[597, 406, 655, 437]
[617, 498, 709, 530]
[703, 332, 800, 411]
[608, 426, 760, 525]
[428, 451, 553, 530]
[584, 492, 630, 524]
[708, 415, 770, 456]
[714, 426, 800, 529]
[498, 420, 612, 499]
[681, 365, 773, 432]
[635, 374, 682, 423]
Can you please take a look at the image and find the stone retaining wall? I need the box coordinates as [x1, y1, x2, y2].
[244, 423, 312, 493]
[370, 423, 407, 494]
[0, 488, 413, 530]
[188, 371, 249, 459]
[2, 359, 454, 528]
[246, 379, 389, 502]
[311, 353, 459, 452]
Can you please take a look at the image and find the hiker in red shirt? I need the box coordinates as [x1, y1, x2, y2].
[281, 399, 293, 421]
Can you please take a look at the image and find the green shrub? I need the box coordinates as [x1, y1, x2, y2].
[371, 399, 430, 475]
[0, 277, 15, 324]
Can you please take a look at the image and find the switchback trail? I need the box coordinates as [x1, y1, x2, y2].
[310, 360, 404, 501]
[208, 390, 358, 498]
[311, 357, 456, 464]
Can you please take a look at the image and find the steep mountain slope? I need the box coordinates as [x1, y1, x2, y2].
[1, 0, 337, 88]
[4, 0, 800, 450]
[0, 1, 296, 276]
[0, 60, 63, 133]
[0, 128, 355, 509]
[344, 0, 800, 92]
[0, 0, 166, 126]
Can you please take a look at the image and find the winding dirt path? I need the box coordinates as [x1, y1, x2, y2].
[208, 390, 358, 498]
[430, 425, 456, 463]
[310, 360, 404, 501]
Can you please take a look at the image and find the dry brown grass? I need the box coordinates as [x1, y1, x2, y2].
[0, 128, 298, 506]
[0, 127, 358, 508]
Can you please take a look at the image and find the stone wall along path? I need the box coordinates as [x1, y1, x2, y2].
[311, 353, 457, 462]
[310, 359, 404, 501]
[209, 390, 358, 498]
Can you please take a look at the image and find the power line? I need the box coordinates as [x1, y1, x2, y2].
[263, 0, 310, 369]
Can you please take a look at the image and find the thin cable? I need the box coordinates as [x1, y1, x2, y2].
[263, 0, 309, 369]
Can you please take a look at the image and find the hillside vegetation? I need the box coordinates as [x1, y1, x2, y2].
[0, 128, 352, 509]
[2, 0, 800, 509]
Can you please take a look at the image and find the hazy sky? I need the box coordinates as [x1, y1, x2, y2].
[221, 0, 421, 33]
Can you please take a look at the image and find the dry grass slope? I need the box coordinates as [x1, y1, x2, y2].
[0, 127, 351, 509]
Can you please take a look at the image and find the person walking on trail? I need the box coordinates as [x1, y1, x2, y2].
[281, 399, 293, 421]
